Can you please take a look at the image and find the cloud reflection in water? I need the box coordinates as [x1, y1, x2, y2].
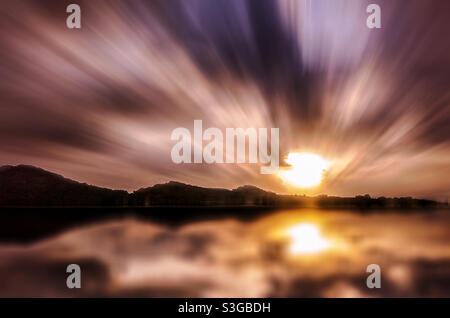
[1, 209, 450, 297]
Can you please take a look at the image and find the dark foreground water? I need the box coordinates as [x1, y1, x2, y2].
[0, 209, 449, 297]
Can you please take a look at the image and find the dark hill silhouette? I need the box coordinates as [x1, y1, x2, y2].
[131, 181, 280, 206]
[0, 165, 445, 209]
[0, 165, 128, 206]
[0, 166, 282, 207]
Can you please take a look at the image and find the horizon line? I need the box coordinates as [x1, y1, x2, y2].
[0, 164, 446, 203]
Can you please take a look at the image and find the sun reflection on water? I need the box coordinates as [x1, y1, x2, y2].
[285, 223, 331, 255]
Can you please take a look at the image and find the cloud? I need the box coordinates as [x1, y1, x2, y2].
[0, 0, 448, 198]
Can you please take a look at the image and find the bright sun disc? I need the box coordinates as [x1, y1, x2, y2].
[286, 223, 331, 254]
[280, 153, 330, 188]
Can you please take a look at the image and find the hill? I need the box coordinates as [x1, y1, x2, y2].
[0, 165, 445, 209]
[0, 165, 128, 206]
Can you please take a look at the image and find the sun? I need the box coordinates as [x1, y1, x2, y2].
[285, 223, 331, 254]
[279, 153, 330, 188]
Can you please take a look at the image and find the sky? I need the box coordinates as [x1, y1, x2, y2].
[0, 0, 449, 199]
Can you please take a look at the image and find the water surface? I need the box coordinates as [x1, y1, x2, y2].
[0, 209, 449, 297]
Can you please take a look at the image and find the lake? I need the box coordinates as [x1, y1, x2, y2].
[0, 208, 449, 297]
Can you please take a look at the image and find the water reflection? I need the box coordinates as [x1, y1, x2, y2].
[0, 209, 449, 297]
[285, 223, 331, 254]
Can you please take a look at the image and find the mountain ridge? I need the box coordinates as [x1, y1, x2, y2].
[0, 165, 446, 209]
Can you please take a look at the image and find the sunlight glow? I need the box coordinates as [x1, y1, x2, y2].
[280, 153, 330, 188]
[286, 223, 331, 254]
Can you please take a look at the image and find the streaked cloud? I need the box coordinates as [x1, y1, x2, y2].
[0, 0, 448, 199]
